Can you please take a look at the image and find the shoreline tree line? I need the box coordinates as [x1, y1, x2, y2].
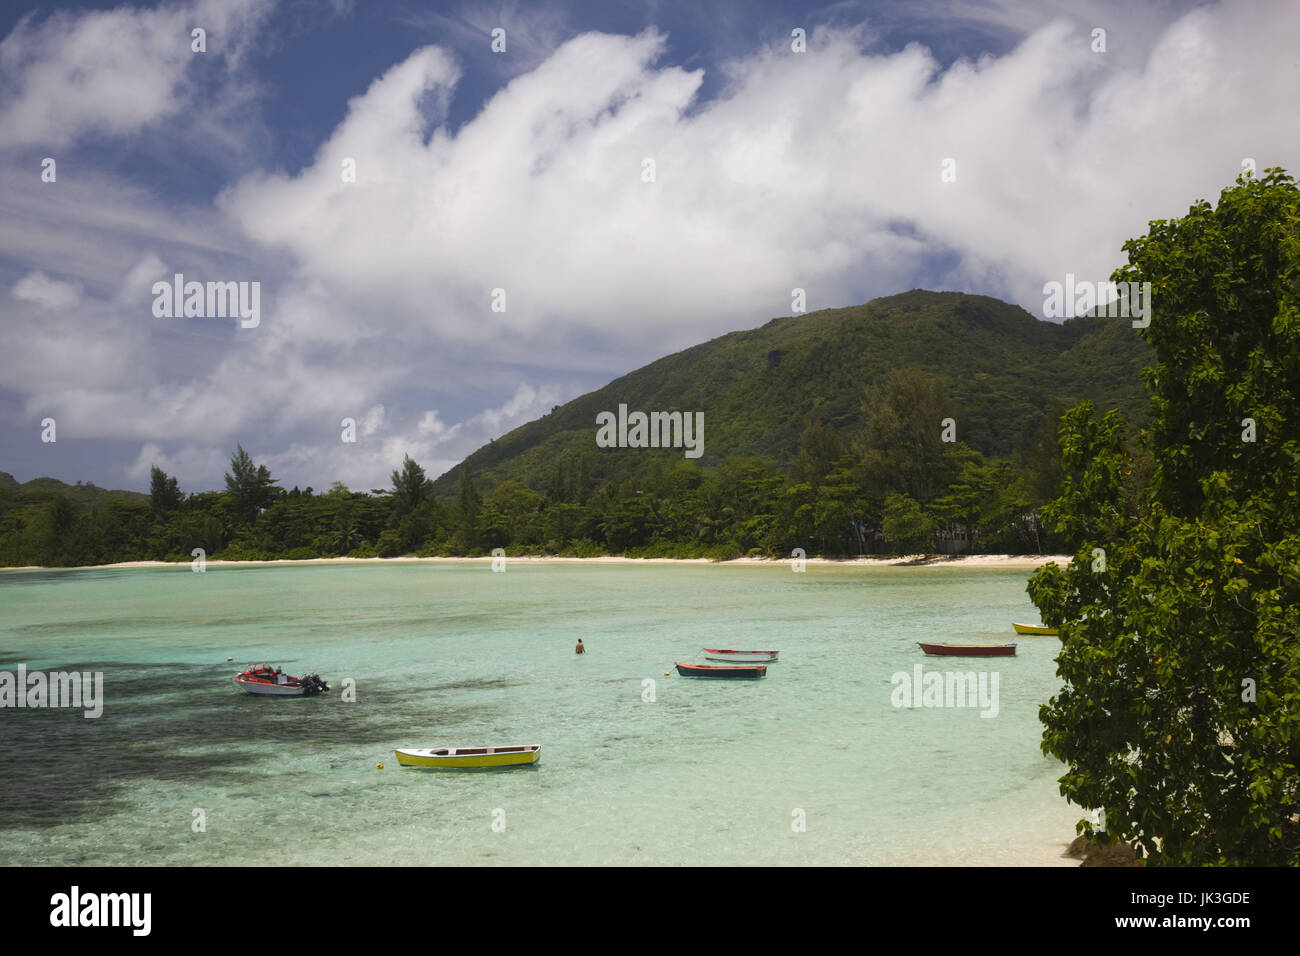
[0, 366, 1081, 567]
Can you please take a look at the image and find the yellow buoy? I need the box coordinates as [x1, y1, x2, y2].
[664, 671, 670, 676]
[376, 763, 384, 770]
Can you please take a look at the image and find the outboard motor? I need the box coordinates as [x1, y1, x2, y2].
[300, 673, 330, 696]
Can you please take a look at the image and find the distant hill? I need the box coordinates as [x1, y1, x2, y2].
[0, 474, 149, 509]
[431, 290, 1152, 496]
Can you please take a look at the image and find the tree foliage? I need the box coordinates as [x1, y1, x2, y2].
[149, 466, 183, 518]
[224, 444, 279, 527]
[390, 454, 433, 514]
[1028, 168, 1300, 865]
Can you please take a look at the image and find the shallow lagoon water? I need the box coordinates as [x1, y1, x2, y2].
[0, 561, 1083, 865]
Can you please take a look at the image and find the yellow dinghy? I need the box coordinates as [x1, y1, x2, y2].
[395, 745, 541, 769]
[1011, 622, 1059, 636]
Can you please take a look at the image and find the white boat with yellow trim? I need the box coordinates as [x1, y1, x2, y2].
[395, 744, 541, 769]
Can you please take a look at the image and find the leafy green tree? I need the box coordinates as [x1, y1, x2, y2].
[540, 501, 591, 553]
[1021, 401, 1070, 506]
[375, 528, 403, 557]
[790, 421, 844, 488]
[332, 519, 363, 554]
[391, 454, 433, 514]
[224, 445, 279, 526]
[149, 466, 183, 518]
[810, 456, 863, 553]
[857, 368, 959, 503]
[400, 497, 450, 553]
[481, 480, 544, 547]
[1028, 169, 1300, 865]
[455, 463, 482, 551]
[928, 446, 992, 544]
[881, 493, 935, 554]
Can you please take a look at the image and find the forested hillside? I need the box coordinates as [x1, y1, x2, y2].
[431, 290, 1149, 497]
[0, 290, 1153, 565]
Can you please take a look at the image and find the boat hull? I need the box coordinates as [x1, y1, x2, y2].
[395, 745, 541, 769]
[702, 648, 778, 663]
[232, 676, 310, 696]
[1011, 622, 1059, 636]
[918, 642, 1017, 657]
[675, 662, 767, 678]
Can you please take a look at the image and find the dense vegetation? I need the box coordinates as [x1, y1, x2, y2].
[431, 290, 1150, 498]
[0, 290, 1155, 566]
[1029, 169, 1300, 865]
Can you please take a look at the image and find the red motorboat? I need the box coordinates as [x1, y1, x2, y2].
[917, 642, 1017, 657]
[231, 663, 331, 696]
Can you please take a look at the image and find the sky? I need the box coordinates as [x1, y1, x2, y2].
[1, 0, 1296, 495]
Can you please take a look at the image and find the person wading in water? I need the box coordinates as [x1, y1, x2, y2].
[575, 639, 585, 655]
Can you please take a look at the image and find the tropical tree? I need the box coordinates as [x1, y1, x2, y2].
[481, 480, 544, 547]
[391, 454, 433, 514]
[149, 465, 183, 518]
[455, 463, 482, 551]
[1028, 169, 1300, 865]
[857, 367, 959, 503]
[224, 444, 279, 526]
[881, 493, 935, 555]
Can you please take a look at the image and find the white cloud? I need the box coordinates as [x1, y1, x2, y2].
[464, 381, 568, 434]
[223, 0, 1300, 362]
[358, 404, 385, 437]
[126, 441, 231, 487]
[5, 0, 1300, 494]
[0, 0, 273, 149]
[122, 377, 581, 492]
[417, 410, 460, 445]
[12, 270, 81, 310]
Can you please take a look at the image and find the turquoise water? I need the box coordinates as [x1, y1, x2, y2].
[0, 561, 1083, 866]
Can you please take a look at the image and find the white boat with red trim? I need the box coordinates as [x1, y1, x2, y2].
[702, 648, 779, 663]
[231, 663, 330, 697]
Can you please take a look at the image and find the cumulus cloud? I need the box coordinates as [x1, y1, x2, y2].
[121, 376, 579, 493]
[4, 0, 1299, 494]
[127, 440, 231, 486]
[223, 0, 1300, 364]
[465, 382, 568, 433]
[207, 380, 578, 491]
[0, 0, 272, 148]
[12, 270, 81, 309]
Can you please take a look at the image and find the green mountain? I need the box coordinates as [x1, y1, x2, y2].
[431, 289, 1152, 495]
[0, 473, 149, 509]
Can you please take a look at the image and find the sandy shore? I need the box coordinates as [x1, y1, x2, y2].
[5, 554, 1071, 571]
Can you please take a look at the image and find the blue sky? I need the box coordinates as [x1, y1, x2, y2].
[1, 0, 1295, 494]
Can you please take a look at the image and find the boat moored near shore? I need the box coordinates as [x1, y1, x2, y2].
[702, 648, 778, 662]
[395, 745, 541, 768]
[1011, 622, 1059, 636]
[918, 642, 1017, 657]
[675, 662, 767, 678]
[231, 663, 330, 696]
